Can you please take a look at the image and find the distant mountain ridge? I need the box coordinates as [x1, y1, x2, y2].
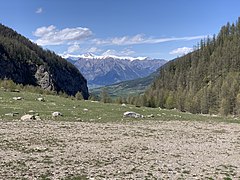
[65, 53, 166, 88]
[62, 53, 149, 61]
[0, 24, 89, 99]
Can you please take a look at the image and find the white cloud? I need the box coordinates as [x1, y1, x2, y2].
[120, 48, 135, 56]
[93, 34, 206, 46]
[102, 49, 118, 56]
[169, 47, 193, 56]
[101, 48, 135, 57]
[33, 25, 56, 37]
[36, 8, 43, 14]
[64, 46, 102, 55]
[33, 25, 92, 46]
[67, 44, 80, 53]
[87, 47, 101, 53]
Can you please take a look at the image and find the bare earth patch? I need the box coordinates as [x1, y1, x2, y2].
[0, 120, 240, 179]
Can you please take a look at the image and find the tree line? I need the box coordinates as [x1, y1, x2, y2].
[132, 17, 240, 116]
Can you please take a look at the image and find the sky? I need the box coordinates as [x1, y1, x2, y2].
[1, 0, 240, 60]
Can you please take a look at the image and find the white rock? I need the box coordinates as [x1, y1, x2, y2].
[21, 114, 35, 120]
[37, 97, 45, 102]
[83, 108, 89, 111]
[76, 118, 83, 122]
[123, 111, 143, 118]
[5, 113, 14, 117]
[13, 97, 22, 100]
[52, 111, 62, 117]
[121, 103, 127, 107]
[35, 116, 42, 121]
[147, 114, 154, 118]
[91, 101, 98, 103]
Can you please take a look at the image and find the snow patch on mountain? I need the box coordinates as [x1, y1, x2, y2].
[61, 53, 149, 61]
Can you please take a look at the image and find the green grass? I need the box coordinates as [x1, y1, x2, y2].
[0, 88, 239, 123]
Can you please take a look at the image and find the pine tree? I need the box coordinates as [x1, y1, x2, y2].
[100, 88, 112, 103]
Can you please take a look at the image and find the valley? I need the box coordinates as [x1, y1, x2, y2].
[1, 1, 240, 179]
[65, 54, 166, 88]
[0, 88, 240, 179]
[90, 68, 159, 98]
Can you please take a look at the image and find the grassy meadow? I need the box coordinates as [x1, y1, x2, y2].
[0, 88, 239, 123]
[1, 88, 240, 179]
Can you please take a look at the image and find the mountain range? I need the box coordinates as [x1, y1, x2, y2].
[64, 53, 166, 88]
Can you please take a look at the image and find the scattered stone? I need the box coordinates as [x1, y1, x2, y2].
[28, 110, 35, 113]
[121, 103, 127, 107]
[13, 97, 22, 100]
[5, 113, 14, 117]
[37, 97, 45, 102]
[52, 111, 62, 117]
[21, 114, 35, 120]
[12, 89, 20, 92]
[91, 101, 98, 103]
[5, 112, 19, 117]
[83, 108, 89, 112]
[147, 114, 154, 118]
[0, 97, 3, 100]
[76, 118, 83, 122]
[35, 116, 42, 121]
[123, 111, 143, 118]
[0, 120, 240, 179]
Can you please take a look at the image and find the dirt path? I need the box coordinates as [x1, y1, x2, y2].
[0, 120, 240, 179]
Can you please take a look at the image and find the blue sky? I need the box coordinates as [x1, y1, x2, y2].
[1, 0, 240, 60]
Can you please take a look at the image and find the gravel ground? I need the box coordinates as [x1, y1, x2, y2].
[0, 120, 240, 179]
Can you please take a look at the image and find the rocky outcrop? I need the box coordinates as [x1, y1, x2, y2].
[35, 65, 54, 91]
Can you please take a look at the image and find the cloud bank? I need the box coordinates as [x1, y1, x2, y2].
[93, 34, 206, 46]
[101, 48, 135, 57]
[33, 25, 92, 46]
[170, 47, 193, 56]
[33, 25, 206, 48]
[67, 44, 80, 53]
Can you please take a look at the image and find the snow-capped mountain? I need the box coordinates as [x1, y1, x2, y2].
[63, 53, 167, 88]
[62, 53, 149, 61]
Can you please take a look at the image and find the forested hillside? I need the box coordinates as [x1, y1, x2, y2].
[143, 18, 240, 115]
[0, 24, 89, 99]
